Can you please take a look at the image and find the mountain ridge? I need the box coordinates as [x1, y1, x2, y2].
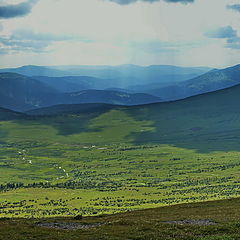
[0, 64, 211, 89]
[0, 73, 161, 111]
[145, 63, 240, 100]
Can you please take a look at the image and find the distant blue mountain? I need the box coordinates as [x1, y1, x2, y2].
[50, 64, 212, 88]
[0, 73, 161, 111]
[0, 64, 211, 89]
[144, 64, 240, 100]
[0, 65, 66, 77]
[34, 76, 114, 92]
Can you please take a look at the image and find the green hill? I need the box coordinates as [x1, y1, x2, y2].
[128, 83, 240, 152]
[26, 83, 240, 152]
[1, 84, 240, 218]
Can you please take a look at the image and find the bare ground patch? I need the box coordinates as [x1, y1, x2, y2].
[163, 219, 217, 226]
[36, 222, 103, 230]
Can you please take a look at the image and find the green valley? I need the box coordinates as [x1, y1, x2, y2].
[1, 84, 240, 217]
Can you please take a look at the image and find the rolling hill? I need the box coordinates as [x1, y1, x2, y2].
[34, 76, 114, 92]
[1, 82, 240, 218]
[65, 90, 161, 106]
[0, 73, 161, 111]
[0, 72, 60, 111]
[146, 64, 240, 100]
[0, 107, 23, 120]
[25, 82, 240, 152]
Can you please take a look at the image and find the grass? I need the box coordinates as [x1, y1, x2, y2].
[2, 85, 240, 219]
[1, 197, 240, 239]
[2, 87, 240, 239]
[1, 102, 240, 218]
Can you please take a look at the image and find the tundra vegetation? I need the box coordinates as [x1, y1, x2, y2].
[1, 95, 240, 218]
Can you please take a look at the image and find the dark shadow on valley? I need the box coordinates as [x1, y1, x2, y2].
[125, 97, 240, 153]
[20, 104, 118, 136]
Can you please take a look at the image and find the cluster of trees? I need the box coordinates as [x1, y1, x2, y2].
[168, 184, 240, 197]
[0, 199, 123, 217]
[0, 179, 123, 192]
[0, 182, 24, 191]
[164, 177, 233, 189]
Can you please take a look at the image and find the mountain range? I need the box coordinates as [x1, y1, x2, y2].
[34, 76, 114, 92]
[144, 64, 240, 100]
[1, 63, 240, 112]
[0, 72, 161, 111]
[0, 72, 58, 111]
[0, 64, 211, 89]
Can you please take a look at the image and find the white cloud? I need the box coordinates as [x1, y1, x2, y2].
[0, 0, 240, 67]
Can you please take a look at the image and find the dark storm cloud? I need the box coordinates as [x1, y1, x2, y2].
[205, 26, 237, 39]
[0, 0, 38, 19]
[106, 0, 194, 5]
[227, 4, 240, 13]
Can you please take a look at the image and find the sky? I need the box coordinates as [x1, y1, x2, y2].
[0, 0, 240, 68]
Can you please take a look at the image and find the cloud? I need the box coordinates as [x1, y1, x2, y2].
[127, 40, 179, 53]
[226, 37, 240, 49]
[120, 38, 204, 56]
[164, 0, 193, 2]
[11, 29, 90, 42]
[205, 26, 237, 39]
[205, 26, 240, 50]
[227, 4, 240, 13]
[0, 0, 38, 19]
[105, 0, 194, 5]
[0, 49, 10, 55]
[0, 36, 50, 54]
[0, 29, 92, 54]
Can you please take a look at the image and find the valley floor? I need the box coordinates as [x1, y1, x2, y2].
[2, 142, 240, 218]
[1, 108, 240, 218]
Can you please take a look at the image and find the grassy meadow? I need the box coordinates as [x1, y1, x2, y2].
[1, 91, 240, 218]
[2, 197, 240, 240]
